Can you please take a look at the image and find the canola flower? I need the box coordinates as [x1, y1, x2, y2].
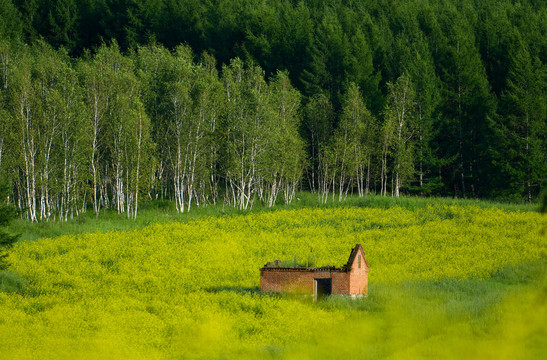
[0, 205, 545, 359]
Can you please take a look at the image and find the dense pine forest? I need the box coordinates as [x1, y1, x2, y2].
[0, 0, 545, 221]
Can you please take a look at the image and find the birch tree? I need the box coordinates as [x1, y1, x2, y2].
[168, 45, 198, 213]
[384, 74, 416, 197]
[56, 72, 88, 221]
[0, 40, 12, 175]
[106, 54, 139, 215]
[302, 94, 334, 202]
[31, 42, 89, 221]
[194, 54, 223, 206]
[32, 42, 68, 220]
[265, 71, 305, 206]
[12, 51, 39, 221]
[79, 43, 115, 216]
[334, 83, 375, 199]
[121, 101, 153, 219]
[8, 41, 89, 221]
[380, 106, 394, 197]
[134, 43, 174, 201]
[222, 58, 269, 210]
[0, 107, 9, 175]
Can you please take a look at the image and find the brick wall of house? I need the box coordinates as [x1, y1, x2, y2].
[331, 272, 350, 294]
[348, 257, 369, 295]
[260, 268, 353, 295]
[260, 269, 315, 294]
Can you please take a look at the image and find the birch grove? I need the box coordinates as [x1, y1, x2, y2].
[3, 38, 527, 222]
[3, 39, 390, 221]
[1, 41, 154, 221]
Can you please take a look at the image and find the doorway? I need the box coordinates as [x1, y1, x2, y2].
[315, 278, 332, 299]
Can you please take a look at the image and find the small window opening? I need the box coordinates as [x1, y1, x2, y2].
[358, 254, 361, 268]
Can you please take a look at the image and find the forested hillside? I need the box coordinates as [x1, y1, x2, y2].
[0, 0, 545, 221]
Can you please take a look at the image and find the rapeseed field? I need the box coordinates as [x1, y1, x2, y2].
[0, 205, 545, 359]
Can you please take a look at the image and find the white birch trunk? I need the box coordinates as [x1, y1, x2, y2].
[133, 110, 143, 219]
[91, 88, 101, 217]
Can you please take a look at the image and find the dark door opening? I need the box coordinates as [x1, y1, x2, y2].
[315, 278, 332, 299]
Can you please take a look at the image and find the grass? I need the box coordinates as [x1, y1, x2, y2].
[10, 192, 540, 241]
[0, 271, 27, 293]
[294, 191, 540, 212]
[0, 204, 544, 359]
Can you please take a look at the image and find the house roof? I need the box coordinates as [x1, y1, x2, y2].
[344, 244, 369, 269]
[260, 266, 345, 272]
[261, 244, 368, 272]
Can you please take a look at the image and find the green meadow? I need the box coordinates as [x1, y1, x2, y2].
[0, 199, 545, 359]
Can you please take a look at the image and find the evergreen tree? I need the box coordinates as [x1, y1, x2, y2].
[301, 9, 350, 106]
[475, 1, 513, 97]
[499, 33, 547, 201]
[407, 34, 442, 195]
[0, 0, 23, 40]
[13, 0, 40, 42]
[437, 12, 497, 197]
[347, 28, 382, 115]
[43, 0, 79, 51]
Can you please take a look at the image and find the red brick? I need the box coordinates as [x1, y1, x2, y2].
[260, 244, 369, 296]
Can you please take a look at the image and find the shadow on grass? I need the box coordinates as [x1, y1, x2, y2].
[204, 285, 263, 295]
[0, 271, 27, 294]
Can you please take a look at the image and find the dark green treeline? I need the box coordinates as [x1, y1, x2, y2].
[0, 0, 545, 220]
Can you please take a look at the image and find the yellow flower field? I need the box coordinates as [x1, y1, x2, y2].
[0, 205, 545, 359]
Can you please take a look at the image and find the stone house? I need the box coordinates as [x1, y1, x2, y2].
[260, 244, 369, 298]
